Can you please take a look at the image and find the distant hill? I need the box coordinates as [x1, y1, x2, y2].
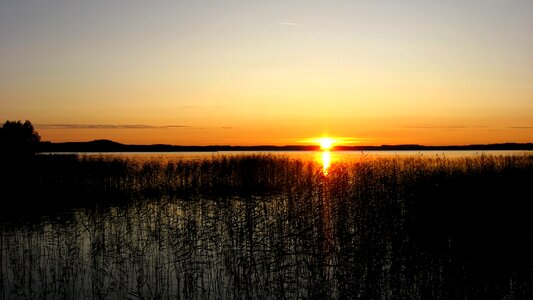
[38, 140, 533, 153]
[336, 143, 533, 151]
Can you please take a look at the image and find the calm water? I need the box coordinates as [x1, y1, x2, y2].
[46, 149, 533, 164]
[2, 152, 533, 299]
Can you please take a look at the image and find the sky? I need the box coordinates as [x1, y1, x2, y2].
[1, 0, 532, 146]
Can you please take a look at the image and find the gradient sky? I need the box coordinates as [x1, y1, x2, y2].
[1, 0, 532, 145]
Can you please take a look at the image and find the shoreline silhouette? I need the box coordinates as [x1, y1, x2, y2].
[39, 139, 533, 152]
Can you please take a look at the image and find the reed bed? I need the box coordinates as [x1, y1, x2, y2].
[1, 153, 533, 299]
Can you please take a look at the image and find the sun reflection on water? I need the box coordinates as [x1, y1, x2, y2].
[321, 150, 331, 175]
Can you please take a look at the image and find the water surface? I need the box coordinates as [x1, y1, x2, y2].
[2, 152, 533, 299]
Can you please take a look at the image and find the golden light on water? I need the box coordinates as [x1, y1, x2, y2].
[305, 136, 356, 175]
[313, 137, 336, 175]
[321, 150, 331, 175]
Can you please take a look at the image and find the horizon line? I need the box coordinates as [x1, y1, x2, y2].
[39, 139, 533, 148]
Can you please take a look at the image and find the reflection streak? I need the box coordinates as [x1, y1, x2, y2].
[321, 150, 331, 175]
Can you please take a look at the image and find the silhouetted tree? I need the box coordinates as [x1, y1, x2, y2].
[0, 120, 41, 157]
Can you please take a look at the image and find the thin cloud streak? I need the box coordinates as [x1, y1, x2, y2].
[276, 22, 301, 26]
[35, 124, 234, 130]
[404, 126, 488, 129]
[36, 124, 191, 129]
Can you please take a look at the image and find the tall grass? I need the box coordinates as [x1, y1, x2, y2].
[1, 153, 533, 299]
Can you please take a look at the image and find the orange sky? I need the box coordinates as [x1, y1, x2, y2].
[1, 0, 532, 146]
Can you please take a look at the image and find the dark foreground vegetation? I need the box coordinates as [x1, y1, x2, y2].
[1, 153, 533, 299]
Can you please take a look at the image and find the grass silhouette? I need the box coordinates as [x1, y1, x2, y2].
[1, 153, 533, 298]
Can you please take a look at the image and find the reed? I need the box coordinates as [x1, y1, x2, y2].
[1, 153, 533, 299]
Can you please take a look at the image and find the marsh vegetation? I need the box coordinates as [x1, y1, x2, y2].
[1, 153, 533, 299]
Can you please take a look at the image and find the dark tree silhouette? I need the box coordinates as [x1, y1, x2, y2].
[0, 120, 41, 157]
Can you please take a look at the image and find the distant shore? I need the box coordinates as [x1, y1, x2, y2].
[38, 139, 533, 153]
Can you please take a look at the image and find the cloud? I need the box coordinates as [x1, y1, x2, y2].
[165, 125, 192, 128]
[36, 124, 191, 129]
[508, 126, 533, 129]
[35, 124, 234, 130]
[404, 126, 487, 129]
[276, 22, 301, 26]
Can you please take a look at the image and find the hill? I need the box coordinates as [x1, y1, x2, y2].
[38, 140, 533, 152]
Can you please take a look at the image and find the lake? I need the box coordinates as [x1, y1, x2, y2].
[43, 149, 533, 168]
[46, 150, 533, 158]
[2, 152, 533, 299]
[51, 150, 533, 176]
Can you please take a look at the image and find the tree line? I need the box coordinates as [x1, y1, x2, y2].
[0, 120, 41, 157]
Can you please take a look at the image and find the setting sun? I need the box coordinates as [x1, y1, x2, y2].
[319, 138, 334, 150]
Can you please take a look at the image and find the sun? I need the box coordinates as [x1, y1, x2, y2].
[318, 137, 334, 150]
